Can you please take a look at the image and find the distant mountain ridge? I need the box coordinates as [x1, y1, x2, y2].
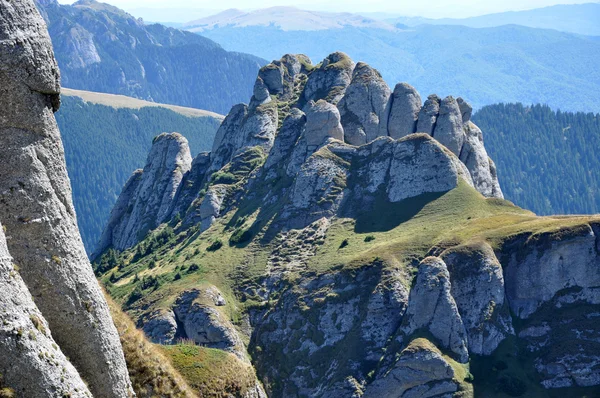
[390, 3, 600, 37]
[184, 6, 394, 32]
[36, 0, 266, 114]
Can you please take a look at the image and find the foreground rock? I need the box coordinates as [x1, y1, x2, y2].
[0, 222, 91, 397]
[0, 0, 133, 396]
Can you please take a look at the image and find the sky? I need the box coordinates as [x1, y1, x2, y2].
[57, 0, 599, 20]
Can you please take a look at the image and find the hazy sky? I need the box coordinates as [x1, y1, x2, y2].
[57, 0, 599, 19]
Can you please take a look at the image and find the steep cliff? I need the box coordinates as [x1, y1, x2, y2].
[0, 0, 134, 396]
[97, 52, 600, 398]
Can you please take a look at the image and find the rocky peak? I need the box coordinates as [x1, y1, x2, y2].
[95, 132, 192, 254]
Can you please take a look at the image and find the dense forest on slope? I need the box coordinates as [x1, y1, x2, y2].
[199, 24, 600, 112]
[473, 103, 600, 215]
[36, 0, 265, 115]
[56, 95, 221, 252]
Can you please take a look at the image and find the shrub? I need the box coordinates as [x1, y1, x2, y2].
[229, 227, 253, 245]
[173, 273, 182, 281]
[212, 171, 237, 185]
[206, 240, 223, 252]
[339, 239, 349, 249]
[364, 235, 375, 242]
[188, 264, 200, 273]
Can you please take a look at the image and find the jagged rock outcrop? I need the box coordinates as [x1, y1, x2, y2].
[0, 0, 133, 396]
[386, 134, 472, 203]
[399, 257, 469, 363]
[337, 62, 391, 145]
[416, 94, 441, 135]
[441, 242, 514, 355]
[96, 132, 192, 253]
[433, 96, 465, 156]
[0, 223, 92, 397]
[459, 122, 503, 198]
[365, 338, 458, 398]
[301, 52, 355, 105]
[385, 82, 422, 140]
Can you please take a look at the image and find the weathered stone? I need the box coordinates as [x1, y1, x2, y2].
[97, 133, 192, 252]
[141, 309, 178, 344]
[365, 338, 458, 398]
[337, 62, 391, 145]
[432, 96, 465, 156]
[460, 121, 504, 198]
[302, 52, 355, 105]
[442, 242, 514, 355]
[199, 185, 229, 232]
[0, 222, 91, 398]
[0, 1, 133, 396]
[387, 134, 473, 203]
[502, 224, 600, 319]
[258, 63, 284, 95]
[457, 97, 472, 123]
[250, 76, 272, 108]
[264, 108, 306, 174]
[305, 100, 344, 146]
[400, 257, 469, 362]
[170, 151, 212, 221]
[416, 94, 441, 134]
[385, 82, 422, 139]
[173, 289, 245, 357]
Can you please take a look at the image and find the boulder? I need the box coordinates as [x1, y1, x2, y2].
[337, 62, 391, 145]
[400, 257, 469, 362]
[302, 52, 355, 105]
[432, 96, 465, 156]
[387, 134, 473, 203]
[198, 185, 229, 232]
[385, 82, 422, 139]
[416, 94, 441, 135]
[0, 222, 91, 397]
[0, 1, 133, 396]
[442, 242, 514, 355]
[305, 100, 344, 146]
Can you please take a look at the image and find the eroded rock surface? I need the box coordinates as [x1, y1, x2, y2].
[386, 82, 422, 140]
[0, 1, 133, 396]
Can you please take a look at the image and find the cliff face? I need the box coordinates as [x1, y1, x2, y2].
[98, 52, 600, 397]
[0, 0, 133, 396]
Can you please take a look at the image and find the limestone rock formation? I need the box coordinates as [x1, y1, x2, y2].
[0, 222, 92, 397]
[385, 82, 422, 140]
[441, 242, 514, 355]
[387, 134, 473, 203]
[432, 96, 465, 156]
[302, 52, 355, 105]
[459, 122, 504, 198]
[0, 0, 133, 396]
[305, 100, 345, 146]
[365, 338, 458, 398]
[97, 132, 192, 252]
[400, 257, 469, 363]
[337, 62, 391, 145]
[416, 94, 441, 135]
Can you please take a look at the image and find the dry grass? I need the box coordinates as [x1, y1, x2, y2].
[62, 88, 224, 120]
[106, 295, 198, 398]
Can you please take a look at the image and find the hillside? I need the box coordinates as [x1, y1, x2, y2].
[390, 3, 600, 37]
[198, 21, 600, 113]
[473, 103, 600, 216]
[36, 0, 266, 115]
[94, 53, 600, 397]
[56, 93, 222, 253]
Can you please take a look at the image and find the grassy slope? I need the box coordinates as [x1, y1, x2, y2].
[100, 179, 600, 396]
[62, 88, 225, 120]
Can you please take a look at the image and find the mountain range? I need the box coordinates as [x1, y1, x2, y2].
[36, 0, 266, 114]
[389, 3, 600, 37]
